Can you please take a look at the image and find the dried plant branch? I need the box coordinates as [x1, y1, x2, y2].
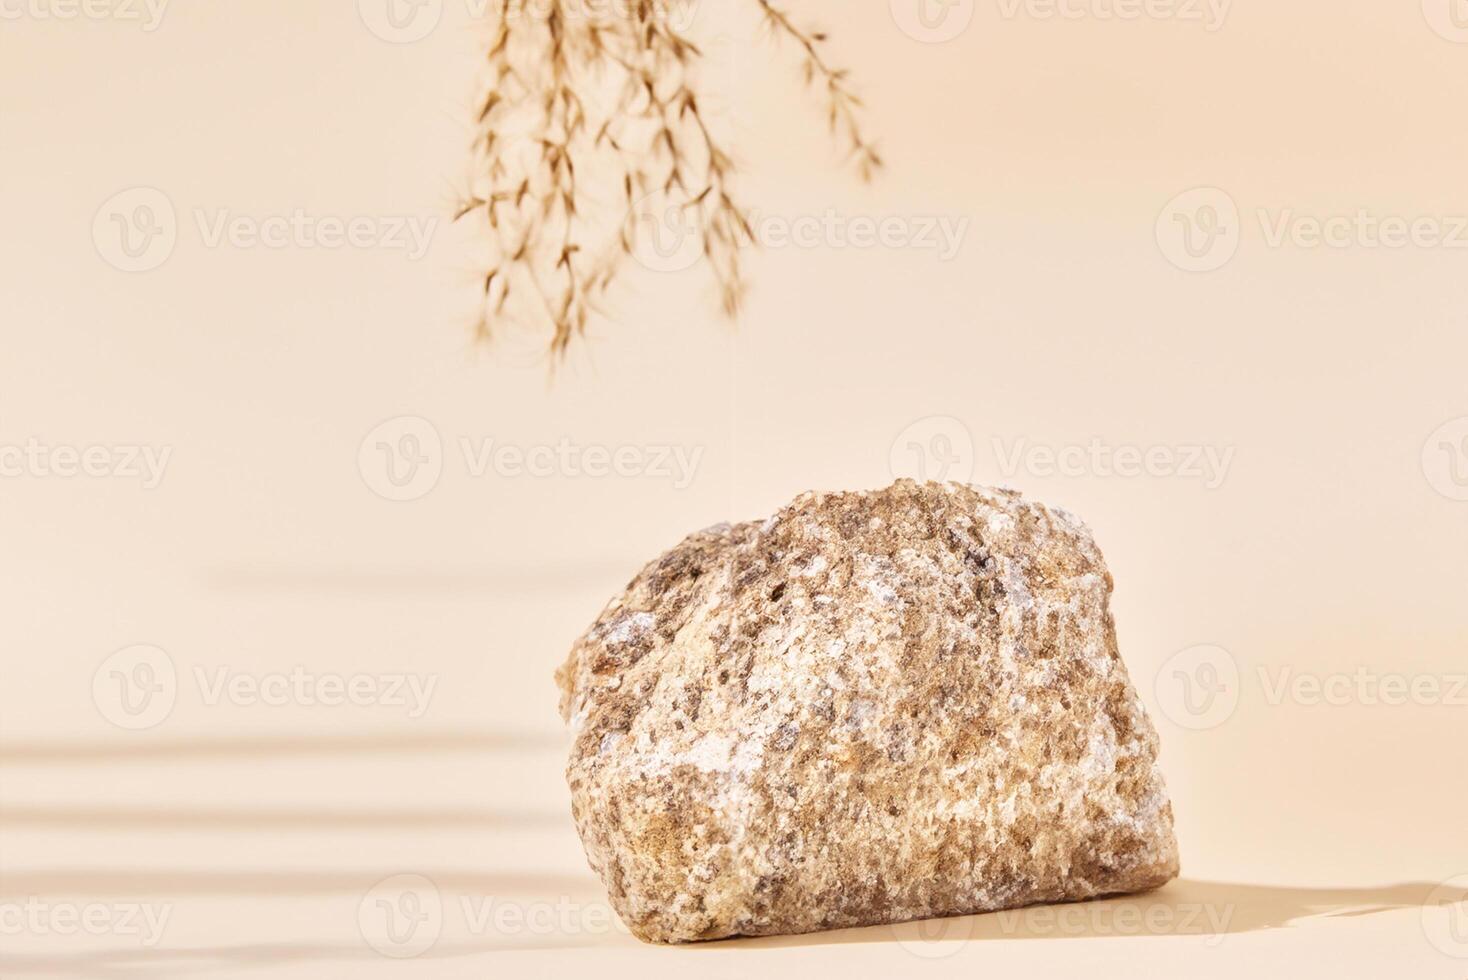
[459, 0, 880, 357]
[751, 0, 883, 180]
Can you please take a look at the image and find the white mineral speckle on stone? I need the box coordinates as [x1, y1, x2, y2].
[686, 733, 735, 772]
[604, 611, 655, 645]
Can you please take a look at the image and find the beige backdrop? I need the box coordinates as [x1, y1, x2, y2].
[3, 0, 1468, 976]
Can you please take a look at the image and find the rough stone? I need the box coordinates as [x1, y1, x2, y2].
[556, 480, 1179, 943]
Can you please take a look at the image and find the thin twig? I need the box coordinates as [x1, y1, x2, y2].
[460, 0, 880, 356]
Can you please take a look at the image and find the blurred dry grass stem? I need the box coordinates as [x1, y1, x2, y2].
[458, 0, 880, 357]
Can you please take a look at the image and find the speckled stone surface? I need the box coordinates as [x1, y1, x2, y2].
[556, 480, 1179, 943]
